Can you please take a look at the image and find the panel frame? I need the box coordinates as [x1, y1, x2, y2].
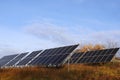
[0, 54, 18, 67]
[25, 50, 44, 66]
[28, 44, 79, 67]
[71, 48, 119, 64]
[5, 53, 28, 67]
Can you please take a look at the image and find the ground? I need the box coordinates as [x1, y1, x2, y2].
[0, 62, 120, 80]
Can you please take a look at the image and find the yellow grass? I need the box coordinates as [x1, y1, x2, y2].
[0, 62, 120, 80]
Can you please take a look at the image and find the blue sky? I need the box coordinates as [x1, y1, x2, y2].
[0, 0, 120, 57]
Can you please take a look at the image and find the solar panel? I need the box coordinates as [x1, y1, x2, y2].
[5, 52, 28, 66]
[28, 44, 79, 66]
[0, 54, 18, 67]
[70, 52, 84, 64]
[16, 50, 42, 66]
[70, 48, 119, 64]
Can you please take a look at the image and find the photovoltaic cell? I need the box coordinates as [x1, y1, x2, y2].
[71, 48, 119, 64]
[16, 50, 42, 66]
[70, 52, 84, 64]
[0, 54, 18, 67]
[28, 44, 79, 66]
[5, 53, 28, 66]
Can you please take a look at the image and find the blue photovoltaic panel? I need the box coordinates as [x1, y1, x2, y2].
[5, 52, 28, 66]
[28, 44, 79, 66]
[71, 48, 119, 64]
[0, 54, 18, 67]
[70, 52, 84, 64]
[16, 50, 42, 66]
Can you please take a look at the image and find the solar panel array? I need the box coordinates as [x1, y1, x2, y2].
[28, 45, 78, 66]
[0, 54, 18, 67]
[5, 53, 28, 66]
[70, 48, 119, 64]
[0, 44, 119, 68]
[0, 44, 79, 67]
[17, 50, 42, 66]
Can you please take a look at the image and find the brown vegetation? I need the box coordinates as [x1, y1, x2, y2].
[75, 44, 105, 53]
[0, 62, 120, 80]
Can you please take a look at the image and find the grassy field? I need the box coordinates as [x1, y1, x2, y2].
[0, 62, 120, 80]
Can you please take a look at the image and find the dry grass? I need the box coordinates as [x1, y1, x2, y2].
[0, 62, 120, 80]
[75, 44, 105, 53]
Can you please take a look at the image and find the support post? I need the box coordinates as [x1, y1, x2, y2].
[67, 58, 70, 72]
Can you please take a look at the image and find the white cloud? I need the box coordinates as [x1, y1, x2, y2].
[24, 21, 120, 46]
[24, 22, 83, 45]
[1, 19, 120, 58]
[89, 30, 120, 43]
